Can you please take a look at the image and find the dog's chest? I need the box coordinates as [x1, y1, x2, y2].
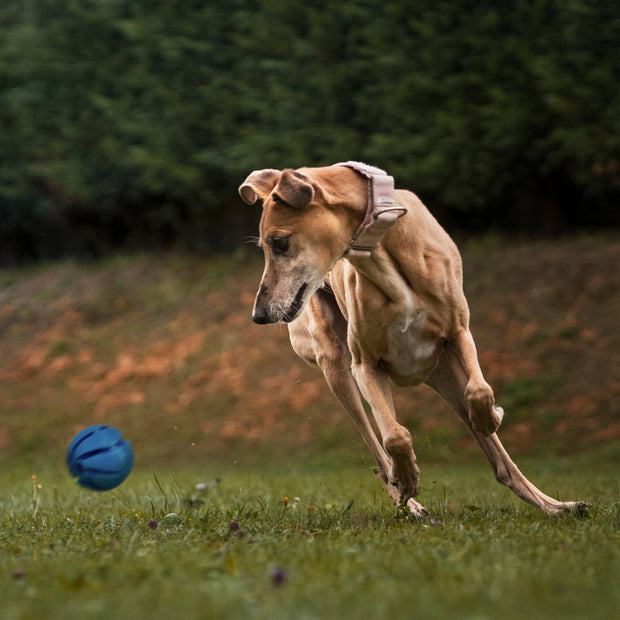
[381, 311, 443, 386]
[331, 262, 444, 384]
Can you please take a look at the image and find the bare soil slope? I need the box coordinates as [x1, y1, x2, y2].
[1, 235, 618, 465]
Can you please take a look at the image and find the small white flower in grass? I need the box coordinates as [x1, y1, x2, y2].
[195, 479, 220, 491]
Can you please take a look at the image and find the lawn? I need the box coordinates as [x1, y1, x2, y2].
[0, 454, 618, 620]
[0, 235, 619, 618]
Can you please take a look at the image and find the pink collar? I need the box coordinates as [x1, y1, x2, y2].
[333, 161, 407, 258]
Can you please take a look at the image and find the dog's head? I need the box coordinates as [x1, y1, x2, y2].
[239, 166, 364, 324]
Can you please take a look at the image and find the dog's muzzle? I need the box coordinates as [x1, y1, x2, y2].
[252, 282, 307, 325]
[252, 283, 271, 324]
[251, 306, 270, 325]
[283, 282, 307, 323]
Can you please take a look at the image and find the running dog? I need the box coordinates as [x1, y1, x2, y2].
[239, 161, 589, 517]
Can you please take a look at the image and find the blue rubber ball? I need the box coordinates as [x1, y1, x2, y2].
[66, 425, 134, 491]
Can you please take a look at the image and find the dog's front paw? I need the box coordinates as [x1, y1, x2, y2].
[466, 382, 503, 436]
[492, 405, 505, 430]
[470, 407, 504, 436]
[405, 498, 429, 520]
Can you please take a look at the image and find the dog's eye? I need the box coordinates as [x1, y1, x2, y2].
[271, 236, 290, 255]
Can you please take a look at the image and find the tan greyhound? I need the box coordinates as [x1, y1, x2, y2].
[239, 161, 589, 517]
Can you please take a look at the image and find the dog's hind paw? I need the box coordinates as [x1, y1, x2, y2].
[574, 501, 591, 516]
[547, 500, 591, 516]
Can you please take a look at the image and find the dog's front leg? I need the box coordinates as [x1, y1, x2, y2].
[351, 360, 428, 518]
[450, 330, 504, 436]
[287, 291, 393, 486]
[347, 247, 416, 333]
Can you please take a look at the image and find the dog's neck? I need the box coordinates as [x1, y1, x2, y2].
[333, 162, 406, 258]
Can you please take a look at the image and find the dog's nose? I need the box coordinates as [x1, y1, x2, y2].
[252, 306, 270, 324]
[252, 284, 271, 324]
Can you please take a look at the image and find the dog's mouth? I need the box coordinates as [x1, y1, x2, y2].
[283, 282, 308, 323]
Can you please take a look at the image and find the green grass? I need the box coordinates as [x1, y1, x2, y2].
[1, 236, 619, 618]
[1, 457, 618, 620]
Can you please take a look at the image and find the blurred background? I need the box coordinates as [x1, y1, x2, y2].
[0, 0, 618, 469]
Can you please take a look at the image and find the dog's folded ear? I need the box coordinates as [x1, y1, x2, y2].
[239, 168, 315, 208]
[274, 169, 314, 208]
[239, 169, 281, 204]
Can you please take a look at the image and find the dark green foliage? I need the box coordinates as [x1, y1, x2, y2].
[1, 0, 619, 262]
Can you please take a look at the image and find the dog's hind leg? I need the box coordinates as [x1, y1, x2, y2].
[425, 352, 590, 515]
